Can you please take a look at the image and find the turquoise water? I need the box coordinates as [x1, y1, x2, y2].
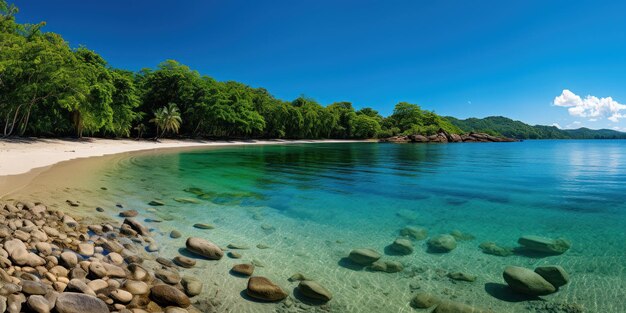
[93, 141, 625, 312]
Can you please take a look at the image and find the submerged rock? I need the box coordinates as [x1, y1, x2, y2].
[232, 264, 255, 276]
[449, 230, 475, 241]
[246, 276, 288, 301]
[517, 236, 571, 255]
[298, 280, 332, 302]
[55, 292, 109, 313]
[479, 242, 513, 257]
[185, 237, 223, 260]
[148, 200, 165, 206]
[348, 249, 381, 265]
[288, 273, 310, 282]
[150, 284, 191, 308]
[370, 260, 404, 273]
[119, 209, 138, 217]
[534, 265, 569, 288]
[503, 266, 556, 296]
[193, 223, 214, 230]
[170, 230, 182, 238]
[390, 238, 414, 255]
[427, 234, 457, 252]
[447, 272, 477, 282]
[435, 300, 490, 313]
[400, 226, 428, 240]
[410, 292, 439, 309]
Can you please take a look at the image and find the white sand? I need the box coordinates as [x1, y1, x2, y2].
[0, 137, 363, 177]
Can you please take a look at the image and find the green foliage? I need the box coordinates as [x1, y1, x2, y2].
[150, 103, 182, 138]
[388, 102, 462, 135]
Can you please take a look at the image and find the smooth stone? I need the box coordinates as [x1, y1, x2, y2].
[21, 280, 48, 295]
[77, 243, 94, 256]
[288, 273, 310, 282]
[66, 279, 96, 296]
[96, 207, 105, 212]
[119, 210, 139, 217]
[400, 226, 428, 240]
[155, 269, 181, 285]
[55, 292, 109, 313]
[449, 230, 475, 241]
[227, 252, 241, 259]
[148, 200, 164, 206]
[173, 197, 200, 204]
[348, 249, 381, 265]
[123, 280, 150, 295]
[87, 279, 108, 292]
[427, 234, 457, 252]
[390, 238, 414, 255]
[410, 292, 439, 309]
[170, 230, 182, 239]
[297, 280, 332, 302]
[256, 244, 270, 249]
[123, 218, 149, 236]
[150, 284, 191, 308]
[110, 289, 133, 303]
[503, 266, 557, 296]
[26, 295, 50, 313]
[447, 272, 477, 282]
[246, 277, 287, 301]
[192, 223, 214, 230]
[517, 236, 571, 255]
[534, 265, 569, 288]
[479, 242, 513, 257]
[173, 256, 196, 268]
[185, 237, 223, 260]
[182, 277, 203, 297]
[370, 260, 404, 273]
[232, 264, 255, 276]
[227, 243, 249, 249]
[157, 257, 176, 267]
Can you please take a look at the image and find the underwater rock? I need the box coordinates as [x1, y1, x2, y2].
[193, 223, 214, 230]
[517, 236, 571, 255]
[173, 197, 200, 204]
[246, 276, 288, 301]
[400, 226, 428, 240]
[348, 248, 381, 265]
[370, 260, 404, 273]
[449, 230, 475, 241]
[410, 292, 439, 309]
[228, 251, 242, 259]
[390, 238, 414, 255]
[119, 209, 138, 217]
[479, 242, 513, 257]
[434, 300, 490, 313]
[256, 244, 270, 249]
[288, 273, 310, 282]
[427, 234, 457, 252]
[150, 285, 191, 308]
[227, 243, 249, 249]
[148, 200, 165, 206]
[170, 230, 182, 238]
[298, 280, 332, 302]
[534, 265, 569, 288]
[232, 264, 255, 276]
[185, 237, 223, 260]
[503, 266, 556, 296]
[447, 272, 477, 282]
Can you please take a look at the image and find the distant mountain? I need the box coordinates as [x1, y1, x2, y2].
[445, 116, 626, 139]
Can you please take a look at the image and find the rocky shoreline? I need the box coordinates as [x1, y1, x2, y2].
[380, 130, 518, 143]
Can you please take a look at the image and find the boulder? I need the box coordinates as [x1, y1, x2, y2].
[185, 237, 223, 260]
[390, 238, 414, 255]
[26, 295, 50, 313]
[232, 264, 255, 276]
[503, 266, 556, 296]
[534, 265, 569, 288]
[410, 292, 439, 309]
[400, 226, 427, 240]
[298, 280, 332, 302]
[55, 292, 109, 313]
[370, 260, 404, 273]
[246, 276, 287, 301]
[447, 272, 477, 282]
[348, 249, 381, 265]
[427, 234, 457, 252]
[150, 284, 191, 308]
[182, 276, 203, 297]
[517, 236, 570, 255]
[173, 255, 196, 268]
[170, 230, 182, 238]
[479, 242, 513, 257]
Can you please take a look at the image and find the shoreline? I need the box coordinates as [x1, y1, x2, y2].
[0, 137, 367, 197]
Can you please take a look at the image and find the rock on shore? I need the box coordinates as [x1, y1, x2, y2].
[380, 130, 518, 143]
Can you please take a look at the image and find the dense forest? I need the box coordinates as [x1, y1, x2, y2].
[0, 1, 460, 140]
[1, 1, 623, 140]
[448, 116, 626, 139]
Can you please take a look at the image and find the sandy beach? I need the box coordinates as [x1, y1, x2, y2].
[0, 137, 363, 177]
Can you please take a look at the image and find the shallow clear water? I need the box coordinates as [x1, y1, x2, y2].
[54, 141, 626, 312]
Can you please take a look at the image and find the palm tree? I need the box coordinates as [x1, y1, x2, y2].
[150, 103, 182, 139]
[134, 123, 147, 139]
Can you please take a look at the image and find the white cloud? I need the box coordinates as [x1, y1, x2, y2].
[551, 123, 562, 129]
[553, 89, 626, 122]
[566, 121, 582, 129]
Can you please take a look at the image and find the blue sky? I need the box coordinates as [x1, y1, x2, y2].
[13, 0, 626, 130]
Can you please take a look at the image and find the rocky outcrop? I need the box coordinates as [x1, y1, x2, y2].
[380, 130, 517, 143]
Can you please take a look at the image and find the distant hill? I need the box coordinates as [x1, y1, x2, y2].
[445, 116, 626, 139]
